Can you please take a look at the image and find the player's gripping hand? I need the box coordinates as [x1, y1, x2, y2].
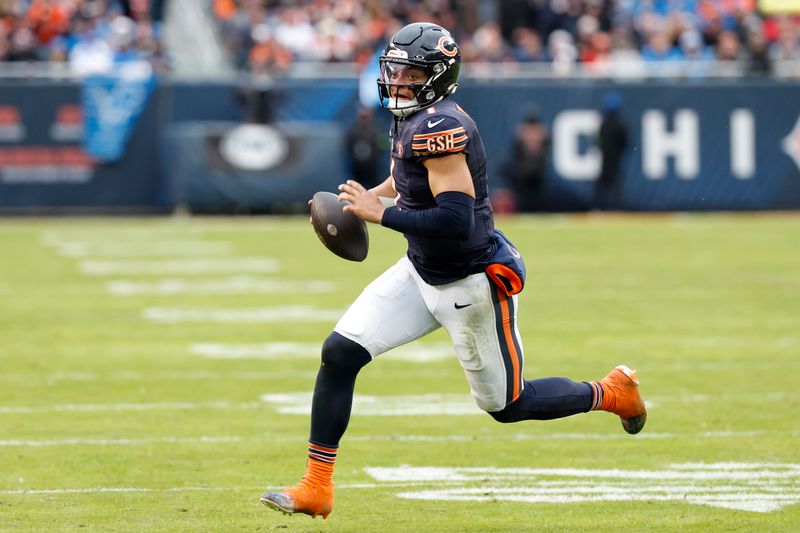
[338, 180, 386, 224]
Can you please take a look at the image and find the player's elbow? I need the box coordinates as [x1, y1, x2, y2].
[436, 191, 475, 240]
[450, 215, 474, 240]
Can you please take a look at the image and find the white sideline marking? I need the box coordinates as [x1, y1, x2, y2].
[0, 436, 243, 447]
[2, 430, 798, 448]
[191, 342, 455, 362]
[0, 401, 262, 414]
[365, 464, 800, 482]
[0, 370, 316, 383]
[79, 258, 279, 276]
[350, 430, 799, 441]
[261, 392, 482, 416]
[46, 241, 234, 257]
[649, 392, 797, 404]
[260, 392, 660, 416]
[367, 463, 800, 513]
[143, 306, 341, 323]
[41, 230, 209, 243]
[107, 276, 335, 296]
[0, 486, 258, 495]
[0, 482, 402, 496]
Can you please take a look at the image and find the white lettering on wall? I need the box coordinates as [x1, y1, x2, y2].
[553, 110, 601, 181]
[731, 109, 755, 179]
[642, 110, 699, 179]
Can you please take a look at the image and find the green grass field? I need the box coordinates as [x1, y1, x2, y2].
[0, 214, 798, 532]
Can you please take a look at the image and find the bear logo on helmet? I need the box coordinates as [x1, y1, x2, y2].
[436, 36, 458, 57]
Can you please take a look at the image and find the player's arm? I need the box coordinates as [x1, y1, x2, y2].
[369, 176, 396, 198]
[425, 152, 474, 197]
[379, 152, 475, 240]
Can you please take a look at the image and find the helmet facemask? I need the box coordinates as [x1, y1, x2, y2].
[378, 60, 453, 117]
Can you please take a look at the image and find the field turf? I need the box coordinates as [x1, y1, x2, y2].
[0, 214, 798, 532]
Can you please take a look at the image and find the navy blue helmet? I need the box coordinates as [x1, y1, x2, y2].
[378, 23, 461, 117]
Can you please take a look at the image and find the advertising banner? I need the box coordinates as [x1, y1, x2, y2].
[82, 73, 157, 162]
[0, 82, 165, 212]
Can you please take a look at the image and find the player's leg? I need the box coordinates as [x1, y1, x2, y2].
[429, 274, 645, 432]
[260, 332, 369, 519]
[261, 257, 440, 518]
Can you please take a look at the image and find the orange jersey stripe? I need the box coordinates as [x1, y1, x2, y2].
[412, 127, 465, 140]
[497, 290, 521, 402]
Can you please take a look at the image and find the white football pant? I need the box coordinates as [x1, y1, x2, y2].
[334, 256, 525, 412]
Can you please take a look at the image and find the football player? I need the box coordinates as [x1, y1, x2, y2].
[260, 22, 646, 520]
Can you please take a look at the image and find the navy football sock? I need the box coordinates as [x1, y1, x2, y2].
[489, 378, 594, 423]
[309, 332, 372, 446]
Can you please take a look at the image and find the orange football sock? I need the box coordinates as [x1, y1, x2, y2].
[305, 442, 336, 486]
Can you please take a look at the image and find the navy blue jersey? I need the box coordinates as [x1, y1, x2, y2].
[389, 99, 494, 285]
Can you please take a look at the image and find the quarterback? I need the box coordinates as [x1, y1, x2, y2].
[260, 22, 647, 520]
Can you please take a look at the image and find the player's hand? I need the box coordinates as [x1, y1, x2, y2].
[338, 180, 385, 224]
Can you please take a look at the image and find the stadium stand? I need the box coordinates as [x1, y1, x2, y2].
[208, 0, 800, 78]
[0, 0, 168, 76]
[1, 1, 798, 78]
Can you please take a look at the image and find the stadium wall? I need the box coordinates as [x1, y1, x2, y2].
[0, 78, 798, 213]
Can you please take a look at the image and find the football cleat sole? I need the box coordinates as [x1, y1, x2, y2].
[260, 494, 292, 516]
[259, 491, 330, 519]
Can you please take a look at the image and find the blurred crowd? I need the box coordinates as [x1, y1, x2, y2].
[2, 0, 799, 78]
[214, 0, 800, 77]
[0, 0, 167, 75]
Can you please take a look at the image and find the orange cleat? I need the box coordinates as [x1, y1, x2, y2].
[260, 476, 334, 519]
[598, 365, 647, 434]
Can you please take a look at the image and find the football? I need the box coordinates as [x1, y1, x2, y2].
[310, 191, 369, 262]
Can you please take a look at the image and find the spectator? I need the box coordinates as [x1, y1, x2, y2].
[510, 27, 548, 62]
[678, 28, 714, 77]
[68, 19, 113, 76]
[27, 0, 70, 48]
[500, 112, 550, 213]
[548, 28, 578, 75]
[745, 29, 771, 75]
[593, 91, 628, 211]
[0, 0, 796, 80]
[345, 106, 385, 190]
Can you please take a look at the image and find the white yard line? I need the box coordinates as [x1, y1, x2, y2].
[376, 463, 800, 513]
[107, 277, 335, 295]
[3, 462, 798, 513]
[0, 430, 797, 448]
[261, 392, 483, 416]
[0, 370, 316, 383]
[0, 482, 414, 496]
[79, 258, 279, 276]
[0, 401, 263, 414]
[143, 306, 342, 323]
[191, 341, 455, 362]
[0, 436, 244, 447]
[45, 241, 234, 258]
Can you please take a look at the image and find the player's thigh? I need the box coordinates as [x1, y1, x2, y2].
[335, 257, 440, 357]
[430, 273, 524, 412]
